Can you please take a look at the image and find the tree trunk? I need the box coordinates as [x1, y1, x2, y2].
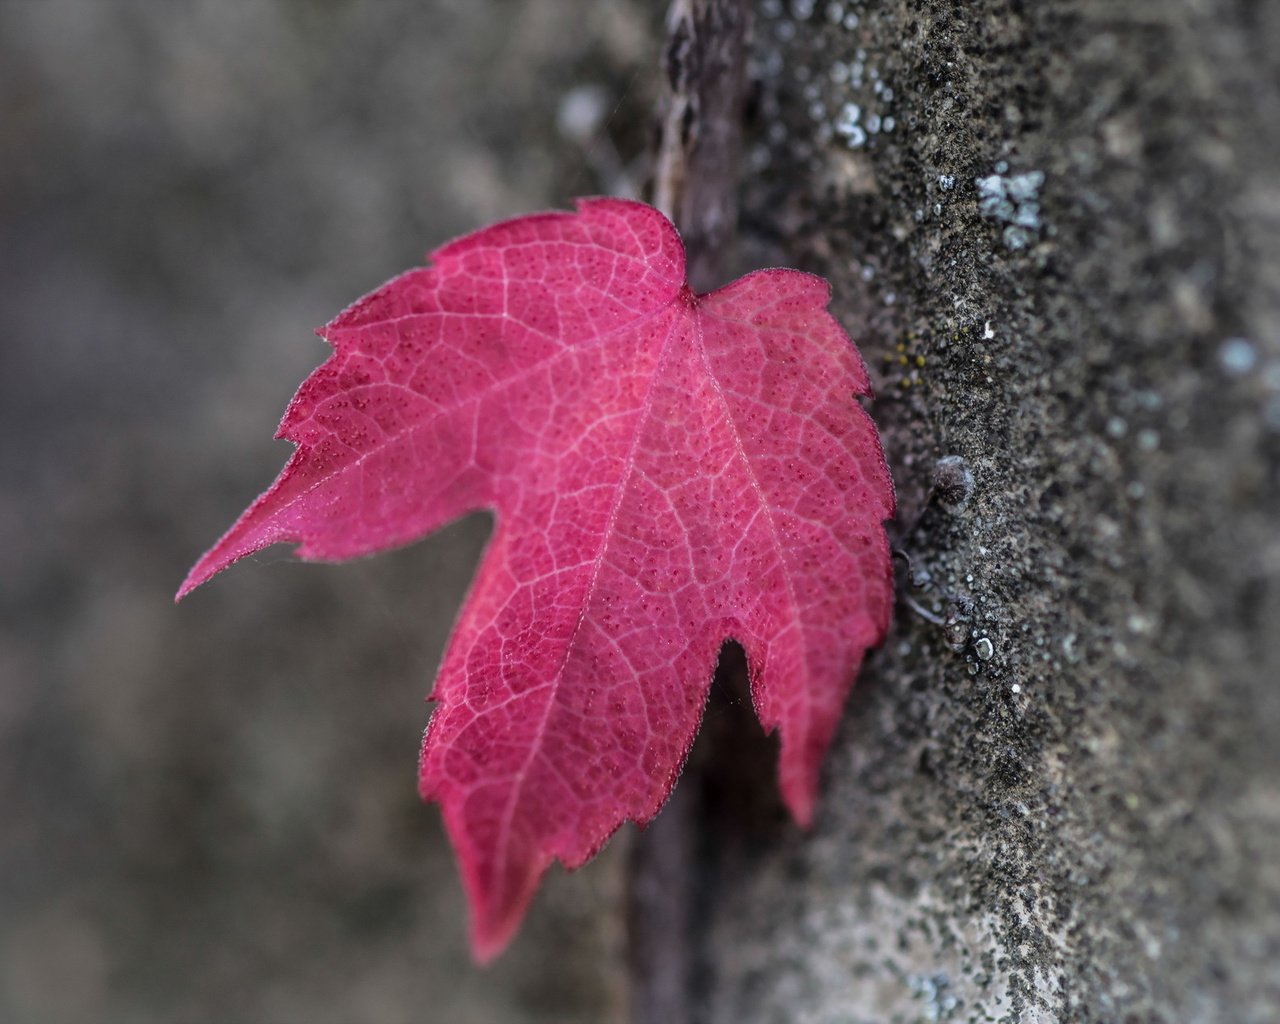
[639, 1, 1280, 1021]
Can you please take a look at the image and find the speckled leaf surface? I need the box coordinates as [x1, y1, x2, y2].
[178, 198, 894, 960]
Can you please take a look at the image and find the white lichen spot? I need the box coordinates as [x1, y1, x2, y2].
[1011, 683, 1022, 694]
[1127, 612, 1153, 635]
[829, 61, 849, 83]
[977, 168, 1045, 249]
[790, 0, 816, 19]
[975, 636, 995, 661]
[1005, 171, 1044, 203]
[882, 115, 895, 132]
[1106, 416, 1128, 438]
[1218, 336, 1257, 376]
[1136, 428, 1160, 452]
[939, 173, 956, 191]
[1012, 201, 1041, 228]
[1003, 225, 1033, 250]
[843, 11, 860, 29]
[556, 85, 608, 142]
[825, 2, 844, 23]
[983, 320, 996, 340]
[1061, 633, 1080, 662]
[834, 102, 867, 147]
[910, 973, 959, 1021]
[866, 112, 882, 133]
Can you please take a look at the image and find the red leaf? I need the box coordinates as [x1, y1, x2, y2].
[179, 198, 894, 961]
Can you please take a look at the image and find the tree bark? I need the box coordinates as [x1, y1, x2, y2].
[630, 6, 752, 1023]
[636, 1, 1280, 1021]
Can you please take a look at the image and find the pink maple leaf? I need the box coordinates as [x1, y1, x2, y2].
[179, 198, 894, 961]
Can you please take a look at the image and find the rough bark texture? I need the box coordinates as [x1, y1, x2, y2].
[3, 1, 1278, 1022]
[684, 1, 1280, 1021]
[653, 0, 752, 292]
[631, 6, 751, 1023]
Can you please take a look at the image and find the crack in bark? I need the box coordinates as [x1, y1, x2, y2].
[629, 4, 751, 1022]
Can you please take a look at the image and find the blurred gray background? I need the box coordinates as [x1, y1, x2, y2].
[0, 2, 657, 1020]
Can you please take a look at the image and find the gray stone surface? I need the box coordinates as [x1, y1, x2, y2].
[691, 1, 1280, 1021]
